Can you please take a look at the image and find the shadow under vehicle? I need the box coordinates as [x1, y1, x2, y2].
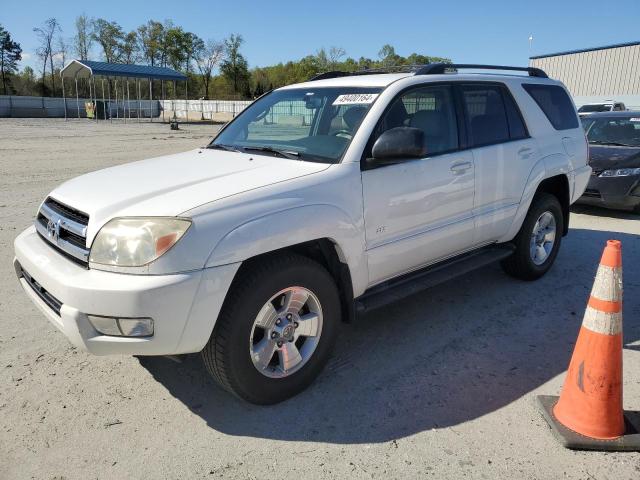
[139, 227, 640, 444]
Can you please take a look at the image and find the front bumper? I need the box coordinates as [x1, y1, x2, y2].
[575, 173, 640, 211]
[14, 226, 240, 355]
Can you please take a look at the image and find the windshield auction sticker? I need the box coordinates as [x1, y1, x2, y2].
[333, 93, 379, 106]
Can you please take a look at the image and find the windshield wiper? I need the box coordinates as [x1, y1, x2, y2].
[589, 140, 636, 147]
[241, 145, 301, 160]
[206, 143, 243, 153]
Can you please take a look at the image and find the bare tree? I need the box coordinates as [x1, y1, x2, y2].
[194, 39, 223, 98]
[315, 46, 345, 71]
[33, 18, 60, 96]
[328, 46, 346, 66]
[56, 36, 69, 70]
[34, 45, 49, 95]
[73, 14, 93, 60]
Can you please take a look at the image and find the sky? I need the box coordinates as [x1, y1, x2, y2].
[2, 0, 639, 72]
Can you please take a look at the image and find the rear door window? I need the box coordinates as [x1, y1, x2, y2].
[522, 84, 579, 130]
[459, 85, 510, 147]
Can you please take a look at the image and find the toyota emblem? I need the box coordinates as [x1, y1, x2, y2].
[46, 219, 58, 240]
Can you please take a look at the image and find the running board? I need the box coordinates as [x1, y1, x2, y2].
[355, 244, 515, 315]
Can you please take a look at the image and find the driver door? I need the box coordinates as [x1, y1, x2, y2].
[361, 84, 475, 286]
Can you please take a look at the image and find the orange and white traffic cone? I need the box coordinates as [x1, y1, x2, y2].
[538, 240, 640, 451]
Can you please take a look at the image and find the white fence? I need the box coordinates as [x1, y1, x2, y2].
[0, 95, 251, 121]
[5, 94, 640, 121]
[160, 99, 252, 122]
[0, 95, 160, 118]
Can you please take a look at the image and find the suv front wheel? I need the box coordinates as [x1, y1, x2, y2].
[501, 192, 564, 280]
[202, 253, 341, 404]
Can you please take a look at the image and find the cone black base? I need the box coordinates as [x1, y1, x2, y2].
[537, 395, 640, 451]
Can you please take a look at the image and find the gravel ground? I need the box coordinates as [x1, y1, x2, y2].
[1, 118, 639, 480]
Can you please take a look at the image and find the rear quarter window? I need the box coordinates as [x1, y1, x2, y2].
[502, 88, 528, 140]
[522, 84, 578, 131]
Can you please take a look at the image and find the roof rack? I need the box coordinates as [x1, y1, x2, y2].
[308, 71, 352, 81]
[308, 63, 548, 81]
[308, 64, 424, 81]
[414, 63, 548, 78]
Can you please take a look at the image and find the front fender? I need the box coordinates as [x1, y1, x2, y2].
[205, 204, 369, 297]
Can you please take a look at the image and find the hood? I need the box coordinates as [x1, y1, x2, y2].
[50, 148, 330, 240]
[588, 145, 640, 170]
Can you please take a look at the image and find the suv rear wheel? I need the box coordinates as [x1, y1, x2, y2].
[501, 192, 563, 280]
[202, 253, 340, 404]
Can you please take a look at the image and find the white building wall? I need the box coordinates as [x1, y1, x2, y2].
[530, 43, 640, 109]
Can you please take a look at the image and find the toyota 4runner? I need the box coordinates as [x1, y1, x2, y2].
[14, 64, 590, 404]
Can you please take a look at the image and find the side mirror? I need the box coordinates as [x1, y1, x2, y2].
[371, 127, 427, 164]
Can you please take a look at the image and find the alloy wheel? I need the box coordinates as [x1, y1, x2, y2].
[249, 286, 323, 379]
[530, 211, 557, 265]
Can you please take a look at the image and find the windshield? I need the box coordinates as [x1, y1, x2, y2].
[578, 104, 612, 113]
[583, 116, 640, 147]
[210, 87, 383, 163]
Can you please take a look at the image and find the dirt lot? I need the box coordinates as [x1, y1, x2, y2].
[1, 118, 639, 480]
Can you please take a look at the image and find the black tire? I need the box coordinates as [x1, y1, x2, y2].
[501, 192, 564, 281]
[201, 253, 341, 404]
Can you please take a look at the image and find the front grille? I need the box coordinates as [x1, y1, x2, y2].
[35, 197, 90, 267]
[44, 197, 89, 224]
[59, 227, 86, 248]
[20, 267, 62, 316]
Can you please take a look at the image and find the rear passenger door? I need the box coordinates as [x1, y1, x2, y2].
[457, 83, 537, 245]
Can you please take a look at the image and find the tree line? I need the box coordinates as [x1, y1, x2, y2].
[0, 17, 451, 100]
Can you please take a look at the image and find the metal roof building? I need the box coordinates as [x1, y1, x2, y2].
[59, 60, 188, 122]
[529, 41, 640, 109]
[61, 60, 187, 81]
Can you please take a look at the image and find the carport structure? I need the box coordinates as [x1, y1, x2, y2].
[60, 60, 187, 122]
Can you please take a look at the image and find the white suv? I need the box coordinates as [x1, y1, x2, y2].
[578, 101, 627, 115]
[14, 64, 590, 404]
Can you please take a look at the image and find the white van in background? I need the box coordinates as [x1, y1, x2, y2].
[578, 101, 627, 115]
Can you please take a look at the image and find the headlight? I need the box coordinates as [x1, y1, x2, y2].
[599, 167, 640, 177]
[89, 217, 191, 267]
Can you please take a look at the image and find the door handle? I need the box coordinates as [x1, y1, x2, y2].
[450, 162, 472, 174]
[518, 147, 533, 158]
